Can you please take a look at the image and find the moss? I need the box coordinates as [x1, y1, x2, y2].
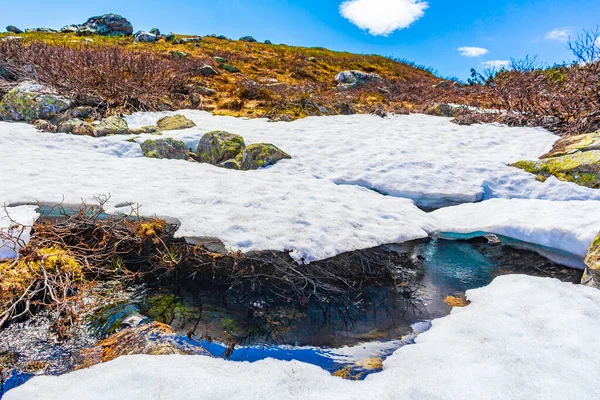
[145, 294, 196, 325]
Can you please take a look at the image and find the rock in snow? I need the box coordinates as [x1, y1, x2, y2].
[0, 82, 73, 122]
[6, 275, 600, 400]
[583, 232, 600, 288]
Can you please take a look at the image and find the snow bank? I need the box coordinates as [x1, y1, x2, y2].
[0, 205, 39, 259]
[7, 275, 600, 400]
[432, 199, 600, 267]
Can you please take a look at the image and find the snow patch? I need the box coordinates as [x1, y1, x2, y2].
[0, 205, 39, 259]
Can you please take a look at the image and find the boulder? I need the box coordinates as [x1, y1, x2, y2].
[213, 56, 227, 64]
[57, 118, 94, 136]
[239, 36, 257, 43]
[92, 116, 130, 137]
[221, 64, 240, 73]
[6, 26, 23, 34]
[61, 25, 79, 33]
[541, 132, 600, 158]
[0, 81, 73, 122]
[131, 126, 162, 135]
[512, 151, 600, 188]
[32, 119, 57, 133]
[582, 233, 600, 289]
[428, 103, 460, 118]
[149, 28, 161, 36]
[74, 14, 133, 37]
[218, 158, 242, 170]
[140, 138, 189, 160]
[197, 131, 246, 164]
[238, 143, 291, 170]
[215, 35, 231, 41]
[134, 31, 157, 43]
[171, 51, 188, 60]
[334, 70, 382, 90]
[197, 64, 218, 77]
[24, 28, 58, 33]
[264, 40, 272, 45]
[173, 37, 201, 44]
[156, 114, 196, 131]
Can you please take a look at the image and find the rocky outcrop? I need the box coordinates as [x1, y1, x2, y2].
[24, 28, 58, 33]
[6, 26, 23, 34]
[156, 114, 196, 131]
[239, 36, 257, 43]
[0, 81, 73, 122]
[238, 143, 291, 170]
[92, 116, 130, 137]
[196, 131, 290, 170]
[197, 131, 246, 165]
[582, 233, 600, 289]
[334, 70, 382, 90]
[141, 138, 189, 160]
[512, 132, 600, 189]
[134, 31, 157, 43]
[69, 14, 133, 37]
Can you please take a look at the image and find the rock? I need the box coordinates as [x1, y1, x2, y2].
[542, 116, 561, 126]
[334, 70, 382, 90]
[197, 131, 246, 164]
[67, 106, 95, 120]
[6, 26, 23, 34]
[156, 114, 196, 131]
[24, 28, 58, 33]
[92, 115, 130, 137]
[218, 158, 242, 170]
[340, 103, 355, 115]
[140, 138, 189, 160]
[134, 31, 157, 43]
[239, 143, 291, 170]
[541, 132, 600, 158]
[60, 25, 79, 33]
[1, 36, 24, 42]
[149, 28, 161, 36]
[215, 35, 231, 41]
[213, 56, 227, 64]
[512, 151, 600, 188]
[264, 40, 272, 45]
[197, 86, 217, 97]
[434, 81, 451, 89]
[0, 81, 73, 122]
[307, 57, 317, 62]
[74, 14, 133, 37]
[444, 295, 470, 307]
[197, 64, 218, 77]
[171, 51, 188, 60]
[32, 119, 57, 133]
[582, 233, 600, 289]
[173, 37, 201, 44]
[239, 36, 257, 43]
[131, 126, 162, 135]
[57, 118, 94, 136]
[220, 64, 240, 73]
[428, 103, 460, 118]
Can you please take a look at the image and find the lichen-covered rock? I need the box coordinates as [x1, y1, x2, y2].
[334, 70, 382, 90]
[24, 27, 58, 33]
[220, 64, 240, 73]
[541, 132, 600, 158]
[140, 138, 189, 160]
[239, 143, 291, 170]
[197, 131, 246, 164]
[74, 14, 133, 37]
[32, 119, 57, 133]
[582, 233, 600, 289]
[0, 81, 73, 122]
[134, 31, 157, 43]
[512, 150, 600, 188]
[6, 26, 23, 34]
[213, 56, 227, 64]
[57, 118, 94, 136]
[156, 114, 196, 131]
[92, 116, 130, 137]
[131, 126, 162, 135]
[428, 103, 460, 118]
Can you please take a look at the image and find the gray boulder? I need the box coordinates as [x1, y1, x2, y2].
[238, 143, 291, 170]
[74, 14, 133, 37]
[134, 31, 157, 43]
[0, 81, 73, 122]
[32, 119, 57, 133]
[141, 138, 189, 159]
[197, 64, 218, 77]
[92, 115, 130, 137]
[57, 118, 94, 136]
[149, 28, 161, 37]
[239, 36, 257, 43]
[334, 70, 382, 90]
[197, 131, 246, 164]
[156, 114, 196, 131]
[6, 26, 23, 34]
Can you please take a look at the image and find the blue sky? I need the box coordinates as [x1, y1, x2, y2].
[1, 0, 598, 80]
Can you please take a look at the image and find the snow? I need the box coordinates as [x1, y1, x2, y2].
[432, 199, 600, 267]
[7, 275, 600, 400]
[0, 112, 599, 262]
[0, 205, 39, 259]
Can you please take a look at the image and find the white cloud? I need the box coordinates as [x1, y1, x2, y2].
[481, 60, 510, 69]
[458, 46, 489, 57]
[544, 27, 571, 42]
[340, 0, 429, 36]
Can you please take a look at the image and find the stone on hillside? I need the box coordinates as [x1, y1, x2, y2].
[582, 233, 600, 289]
[334, 70, 382, 90]
[197, 131, 246, 164]
[61, 25, 79, 33]
[131, 126, 162, 135]
[174, 37, 201, 44]
[57, 118, 94, 136]
[67, 106, 95, 120]
[221, 64, 240, 73]
[197, 64, 218, 77]
[239, 36, 257, 43]
[75, 14, 133, 37]
[92, 115, 129, 137]
[428, 103, 460, 118]
[134, 31, 157, 43]
[239, 143, 291, 170]
[215, 35, 231, 41]
[264, 40, 272, 45]
[24, 28, 58, 33]
[156, 114, 196, 131]
[149, 28, 161, 36]
[141, 138, 189, 160]
[512, 151, 600, 188]
[171, 51, 188, 59]
[0, 81, 73, 122]
[32, 119, 57, 133]
[213, 56, 227, 64]
[541, 132, 600, 158]
[6, 26, 23, 34]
